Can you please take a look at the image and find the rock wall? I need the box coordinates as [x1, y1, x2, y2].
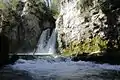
[56, 0, 120, 55]
[0, 33, 9, 66]
[0, 0, 55, 53]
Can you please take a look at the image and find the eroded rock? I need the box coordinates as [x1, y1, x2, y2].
[56, 0, 120, 55]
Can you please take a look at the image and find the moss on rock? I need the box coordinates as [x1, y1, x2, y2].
[0, 1, 5, 9]
[0, 0, 18, 10]
[62, 36, 108, 56]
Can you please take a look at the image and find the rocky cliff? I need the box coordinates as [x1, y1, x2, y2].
[0, 0, 55, 53]
[56, 0, 120, 56]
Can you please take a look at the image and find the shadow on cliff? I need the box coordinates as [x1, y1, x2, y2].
[0, 33, 9, 67]
[102, 0, 120, 50]
[0, 33, 19, 68]
[71, 48, 120, 65]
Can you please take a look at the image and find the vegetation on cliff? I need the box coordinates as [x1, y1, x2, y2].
[0, 0, 120, 65]
[0, 0, 18, 10]
[56, 0, 120, 64]
[62, 36, 108, 56]
[50, 0, 60, 18]
[0, 0, 56, 53]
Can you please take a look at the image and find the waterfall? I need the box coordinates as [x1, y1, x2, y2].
[35, 29, 50, 53]
[35, 29, 57, 55]
[46, 29, 57, 53]
[13, 29, 57, 56]
[44, 0, 51, 8]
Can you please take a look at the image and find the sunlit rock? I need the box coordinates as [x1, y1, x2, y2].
[56, 0, 120, 55]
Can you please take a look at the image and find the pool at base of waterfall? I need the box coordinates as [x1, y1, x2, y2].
[1, 57, 120, 80]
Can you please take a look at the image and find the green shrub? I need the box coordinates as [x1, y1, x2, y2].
[62, 36, 108, 56]
[50, 0, 60, 18]
[9, 0, 18, 10]
[0, 0, 18, 10]
[0, 0, 5, 9]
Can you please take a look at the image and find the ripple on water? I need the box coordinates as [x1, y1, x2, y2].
[1, 58, 120, 80]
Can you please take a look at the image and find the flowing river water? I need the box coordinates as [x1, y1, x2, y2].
[1, 57, 120, 80]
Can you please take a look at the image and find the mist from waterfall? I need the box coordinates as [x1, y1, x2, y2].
[35, 29, 57, 55]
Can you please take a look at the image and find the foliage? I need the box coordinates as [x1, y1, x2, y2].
[9, 0, 18, 10]
[51, 8, 59, 18]
[0, 0, 5, 8]
[50, 0, 60, 18]
[62, 36, 108, 56]
[0, 0, 18, 10]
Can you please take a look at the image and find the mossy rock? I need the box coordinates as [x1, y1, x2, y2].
[0, 0, 18, 10]
[62, 36, 108, 56]
[0, 2, 5, 9]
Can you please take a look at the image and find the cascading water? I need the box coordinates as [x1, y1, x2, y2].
[46, 29, 57, 53]
[35, 29, 57, 55]
[44, 0, 51, 8]
[35, 29, 50, 53]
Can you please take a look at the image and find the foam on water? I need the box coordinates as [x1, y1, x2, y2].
[9, 58, 120, 80]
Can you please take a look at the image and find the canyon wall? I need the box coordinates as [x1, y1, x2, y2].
[0, 0, 55, 53]
[56, 0, 120, 55]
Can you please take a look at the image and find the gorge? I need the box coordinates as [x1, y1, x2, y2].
[1, 0, 120, 80]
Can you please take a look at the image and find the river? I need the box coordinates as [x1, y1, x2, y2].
[0, 57, 120, 80]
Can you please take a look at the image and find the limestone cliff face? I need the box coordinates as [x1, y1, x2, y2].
[0, 0, 55, 53]
[56, 0, 120, 55]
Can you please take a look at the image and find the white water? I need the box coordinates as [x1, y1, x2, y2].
[35, 29, 56, 55]
[7, 58, 120, 80]
[44, 0, 51, 8]
[46, 29, 57, 53]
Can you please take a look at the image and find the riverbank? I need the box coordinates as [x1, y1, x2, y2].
[71, 49, 120, 65]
